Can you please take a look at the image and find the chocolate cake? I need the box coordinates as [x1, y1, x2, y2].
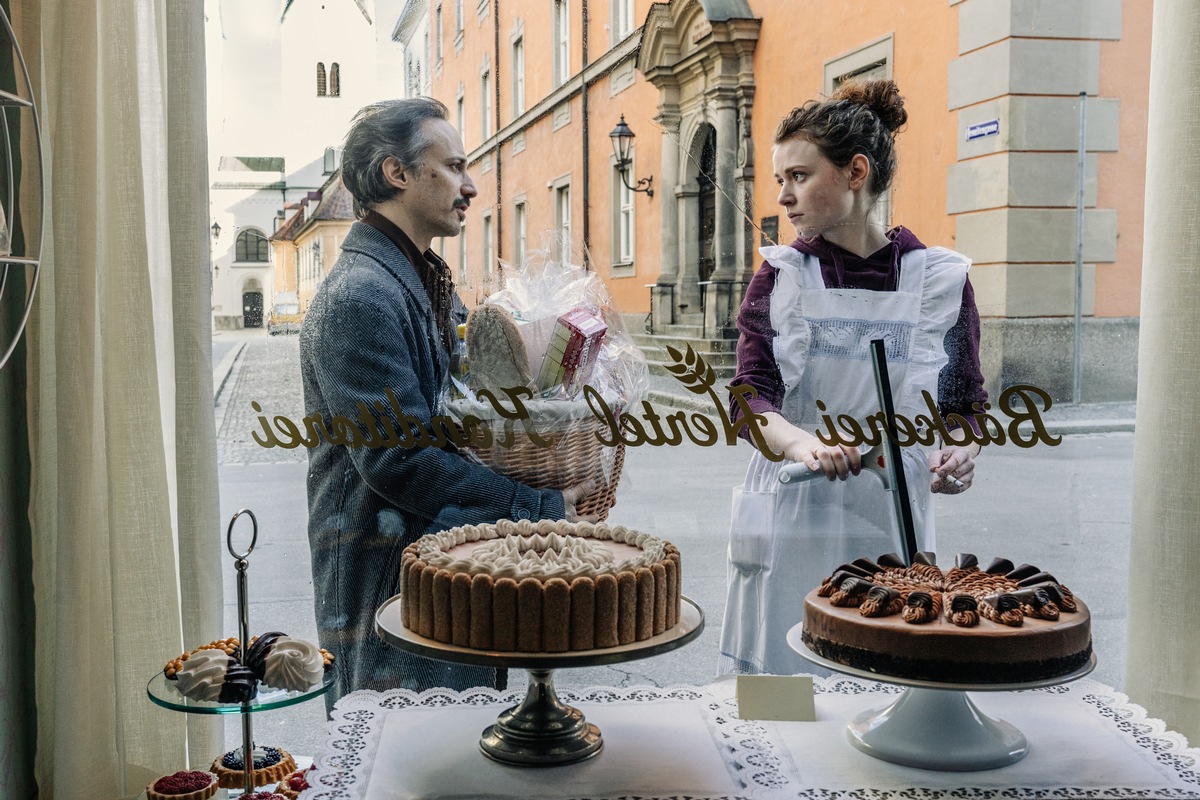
[801, 552, 1092, 683]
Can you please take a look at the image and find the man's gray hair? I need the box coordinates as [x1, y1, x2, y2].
[340, 97, 449, 219]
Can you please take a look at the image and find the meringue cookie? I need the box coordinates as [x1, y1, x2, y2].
[262, 636, 324, 692]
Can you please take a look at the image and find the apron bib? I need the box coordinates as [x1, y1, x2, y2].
[718, 244, 969, 676]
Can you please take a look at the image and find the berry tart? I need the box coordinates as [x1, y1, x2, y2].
[274, 766, 313, 799]
[145, 770, 217, 800]
[210, 744, 297, 790]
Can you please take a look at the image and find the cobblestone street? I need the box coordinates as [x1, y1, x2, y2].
[217, 332, 307, 466]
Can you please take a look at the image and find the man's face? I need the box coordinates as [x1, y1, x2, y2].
[405, 118, 477, 243]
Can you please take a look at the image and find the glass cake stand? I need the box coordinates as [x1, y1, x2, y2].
[786, 623, 1096, 771]
[145, 510, 333, 795]
[375, 594, 704, 767]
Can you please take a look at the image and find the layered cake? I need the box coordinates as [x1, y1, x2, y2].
[802, 552, 1092, 683]
[400, 519, 682, 652]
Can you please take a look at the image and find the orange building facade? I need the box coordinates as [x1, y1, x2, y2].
[426, 0, 1147, 400]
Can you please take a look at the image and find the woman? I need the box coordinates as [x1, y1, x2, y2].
[718, 79, 987, 676]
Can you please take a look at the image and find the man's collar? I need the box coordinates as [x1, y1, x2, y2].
[361, 209, 433, 270]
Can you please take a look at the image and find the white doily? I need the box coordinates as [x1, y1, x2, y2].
[304, 677, 1200, 800]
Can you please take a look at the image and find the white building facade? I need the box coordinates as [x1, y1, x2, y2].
[206, 0, 408, 329]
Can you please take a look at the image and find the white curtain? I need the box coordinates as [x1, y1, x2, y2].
[1126, 2, 1200, 745]
[16, 1, 223, 797]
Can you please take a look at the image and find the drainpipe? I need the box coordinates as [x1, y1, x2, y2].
[494, 0, 502, 264]
[581, 0, 589, 267]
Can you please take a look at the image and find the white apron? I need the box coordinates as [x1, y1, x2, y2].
[717, 244, 969, 676]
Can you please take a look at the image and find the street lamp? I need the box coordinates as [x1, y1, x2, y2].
[609, 115, 654, 198]
[211, 221, 221, 241]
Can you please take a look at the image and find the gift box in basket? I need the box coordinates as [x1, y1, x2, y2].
[445, 254, 648, 521]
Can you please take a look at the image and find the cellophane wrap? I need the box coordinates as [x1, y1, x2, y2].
[443, 248, 648, 515]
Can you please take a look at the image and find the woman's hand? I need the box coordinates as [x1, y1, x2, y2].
[762, 412, 862, 481]
[929, 443, 980, 494]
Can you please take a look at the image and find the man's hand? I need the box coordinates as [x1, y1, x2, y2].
[562, 480, 600, 523]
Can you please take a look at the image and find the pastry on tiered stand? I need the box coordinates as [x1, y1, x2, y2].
[274, 766, 313, 799]
[210, 744, 297, 790]
[246, 631, 327, 692]
[802, 552, 1092, 683]
[168, 647, 258, 703]
[145, 770, 217, 800]
[400, 519, 682, 652]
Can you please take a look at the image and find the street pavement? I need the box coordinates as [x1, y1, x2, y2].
[213, 330, 1134, 757]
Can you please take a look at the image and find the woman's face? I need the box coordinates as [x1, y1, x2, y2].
[773, 137, 855, 241]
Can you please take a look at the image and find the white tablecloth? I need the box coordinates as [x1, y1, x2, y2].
[304, 676, 1200, 799]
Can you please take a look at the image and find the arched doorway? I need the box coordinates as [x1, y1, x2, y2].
[697, 126, 717, 285]
[242, 277, 264, 328]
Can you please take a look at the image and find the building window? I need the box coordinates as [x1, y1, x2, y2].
[330, 63, 341, 96]
[613, 159, 634, 266]
[553, 0, 569, 87]
[554, 182, 571, 259]
[481, 70, 492, 140]
[614, 0, 634, 40]
[513, 201, 526, 267]
[323, 147, 342, 174]
[458, 223, 468, 284]
[316, 62, 327, 96]
[236, 228, 269, 263]
[455, 0, 464, 34]
[512, 37, 525, 116]
[482, 212, 494, 284]
[436, 4, 444, 61]
[456, 91, 465, 145]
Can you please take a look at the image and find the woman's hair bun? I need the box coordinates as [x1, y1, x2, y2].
[831, 79, 907, 133]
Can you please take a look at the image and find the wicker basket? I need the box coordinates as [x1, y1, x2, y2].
[447, 397, 625, 521]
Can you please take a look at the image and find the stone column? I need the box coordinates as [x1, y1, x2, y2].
[675, 181, 701, 320]
[1125, 1, 1200, 745]
[706, 91, 740, 334]
[654, 109, 681, 328]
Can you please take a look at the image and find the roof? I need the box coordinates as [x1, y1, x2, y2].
[218, 156, 285, 172]
[393, 0, 427, 44]
[270, 172, 354, 242]
[270, 206, 306, 242]
[309, 173, 355, 222]
[698, 0, 754, 20]
[281, 0, 372, 24]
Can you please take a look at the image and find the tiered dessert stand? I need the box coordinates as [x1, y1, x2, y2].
[376, 594, 704, 767]
[787, 624, 1096, 771]
[147, 510, 335, 794]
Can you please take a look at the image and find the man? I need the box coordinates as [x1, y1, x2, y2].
[300, 98, 592, 706]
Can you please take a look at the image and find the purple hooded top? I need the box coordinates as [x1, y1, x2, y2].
[729, 226, 987, 435]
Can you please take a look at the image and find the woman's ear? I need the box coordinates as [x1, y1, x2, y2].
[847, 153, 871, 191]
[382, 155, 409, 190]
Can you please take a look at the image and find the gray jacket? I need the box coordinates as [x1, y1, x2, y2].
[300, 221, 564, 703]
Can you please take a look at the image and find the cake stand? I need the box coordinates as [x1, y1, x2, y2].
[376, 594, 704, 767]
[146, 509, 334, 795]
[786, 623, 1096, 771]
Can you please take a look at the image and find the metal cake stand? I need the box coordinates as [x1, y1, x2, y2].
[376, 594, 704, 767]
[786, 623, 1096, 771]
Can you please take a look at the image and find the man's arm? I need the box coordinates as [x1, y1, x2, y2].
[309, 283, 565, 530]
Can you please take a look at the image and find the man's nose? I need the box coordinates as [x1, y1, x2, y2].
[462, 178, 478, 198]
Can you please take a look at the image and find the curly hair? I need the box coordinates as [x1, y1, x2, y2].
[773, 79, 908, 196]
